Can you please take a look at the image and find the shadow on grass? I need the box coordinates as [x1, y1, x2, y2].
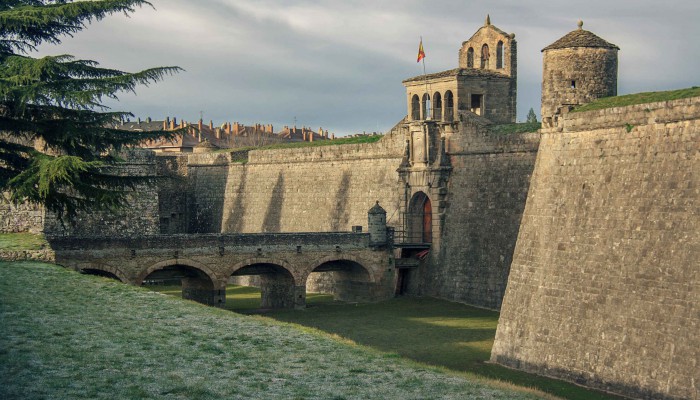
[147, 285, 623, 400]
[266, 296, 625, 400]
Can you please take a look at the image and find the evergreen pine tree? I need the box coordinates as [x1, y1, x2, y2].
[526, 107, 538, 123]
[0, 0, 182, 217]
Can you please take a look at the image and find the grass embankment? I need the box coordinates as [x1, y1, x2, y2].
[269, 298, 623, 400]
[0, 233, 47, 251]
[489, 122, 541, 134]
[216, 135, 383, 162]
[151, 284, 621, 400]
[573, 86, 700, 113]
[0, 262, 543, 400]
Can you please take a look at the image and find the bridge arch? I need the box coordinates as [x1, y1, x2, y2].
[305, 255, 376, 303]
[77, 263, 128, 283]
[226, 258, 301, 309]
[139, 258, 224, 307]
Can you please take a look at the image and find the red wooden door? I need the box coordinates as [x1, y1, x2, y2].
[422, 198, 432, 243]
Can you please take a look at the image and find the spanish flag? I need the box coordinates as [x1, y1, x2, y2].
[417, 39, 425, 62]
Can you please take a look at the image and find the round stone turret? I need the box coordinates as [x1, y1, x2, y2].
[541, 20, 619, 126]
[367, 201, 387, 246]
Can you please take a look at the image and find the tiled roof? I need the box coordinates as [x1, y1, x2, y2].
[542, 28, 619, 51]
[403, 68, 508, 84]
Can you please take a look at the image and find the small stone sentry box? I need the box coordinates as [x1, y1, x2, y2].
[368, 201, 387, 246]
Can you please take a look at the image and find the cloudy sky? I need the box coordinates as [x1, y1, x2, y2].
[38, 0, 699, 136]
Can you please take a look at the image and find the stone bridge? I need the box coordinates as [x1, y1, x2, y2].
[49, 232, 395, 309]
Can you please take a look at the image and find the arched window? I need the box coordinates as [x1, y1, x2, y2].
[411, 94, 420, 120]
[496, 41, 504, 69]
[422, 93, 431, 120]
[480, 44, 489, 69]
[444, 91, 454, 122]
[432, 92, 442, 121]
[467, 47, 474, 68]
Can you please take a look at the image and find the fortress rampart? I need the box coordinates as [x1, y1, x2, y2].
[491, 97, 700, 400]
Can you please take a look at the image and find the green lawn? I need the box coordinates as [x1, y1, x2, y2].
[489, 122, 541, 134]
[151, 283, 622, 400]
[1, 261, 545, 400]
[573, 86, 700, 113]
[268, 298, 623, 400]
[0, 232, 48, 251]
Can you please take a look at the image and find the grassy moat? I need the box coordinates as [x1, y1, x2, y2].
[0, 261, 623, 399]
[148, 285, 621, 400]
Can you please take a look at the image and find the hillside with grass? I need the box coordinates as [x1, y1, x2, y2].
[0, 261, 543, 400]
[573, 86, 700, 113]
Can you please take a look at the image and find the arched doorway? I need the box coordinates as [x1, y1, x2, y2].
[408, 191, 432, 244]
[141, 263, 221, 306]
[306, 259, 373, 303]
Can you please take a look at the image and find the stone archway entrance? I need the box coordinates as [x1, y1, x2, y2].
[408, 191, 432, 244]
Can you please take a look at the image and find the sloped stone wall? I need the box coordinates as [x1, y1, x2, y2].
[491, 97, 700, 399]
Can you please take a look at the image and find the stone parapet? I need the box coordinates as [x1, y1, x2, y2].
[248, 139, 403, 165]
[563, 96, 700, 132]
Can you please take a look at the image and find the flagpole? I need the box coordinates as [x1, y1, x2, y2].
[421, 37, 430, 120]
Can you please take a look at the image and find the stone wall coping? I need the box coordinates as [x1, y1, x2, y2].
[48, 232, 371, 250]
[562, 96, 700, 132]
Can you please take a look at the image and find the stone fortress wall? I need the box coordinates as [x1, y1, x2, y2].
[422, 124, 540, 309]
[491, 97, 700, 400]
[3, 16, 698, 400]
[183, 125, 407, 235]
[0, 194, 44, 234]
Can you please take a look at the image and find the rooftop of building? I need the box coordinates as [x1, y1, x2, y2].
[402, 67, 509, 84]
[542, 21, 619, 51]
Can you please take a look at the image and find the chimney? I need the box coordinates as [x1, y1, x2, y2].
[331, 133, 335, 140]
[225, 122, 231, 135]
[209, 120, 213, 130]
[198, 119, 203, 131]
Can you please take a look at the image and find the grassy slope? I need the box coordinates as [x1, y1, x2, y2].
[0, 262, 542, 400]
[269, 298, 623, 400]
[0, 233, 48, 251]
[573, 86, 700, 113]
[489, 122, 541, 135]
[216, 135, 383, 156]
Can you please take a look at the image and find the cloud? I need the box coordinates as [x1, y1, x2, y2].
[35, 0, 700, 134]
